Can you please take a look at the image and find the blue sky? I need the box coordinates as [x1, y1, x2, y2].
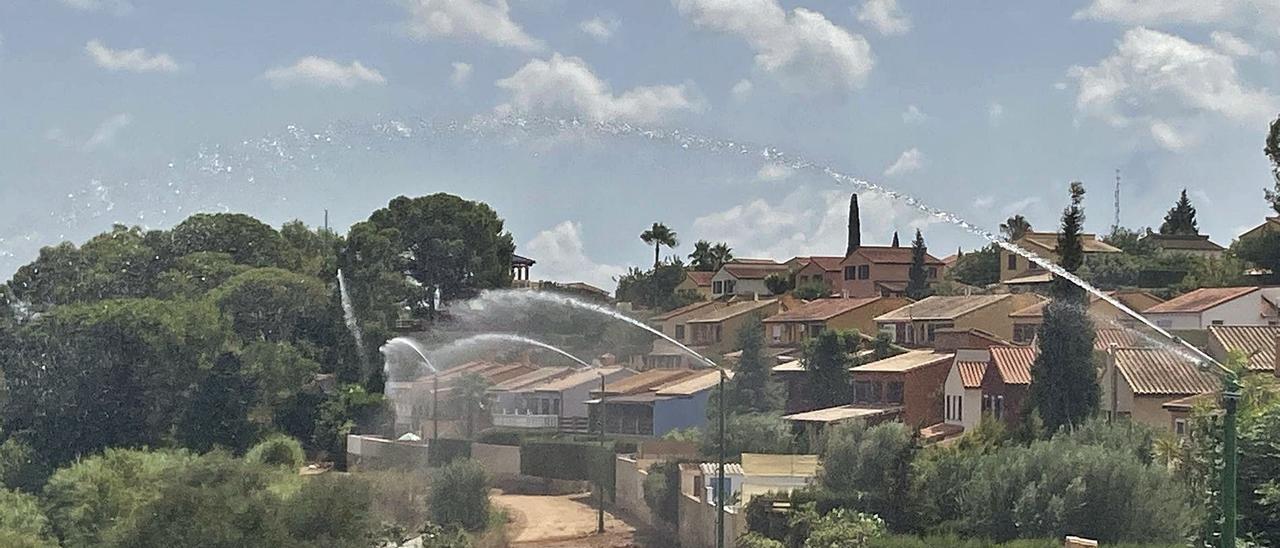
[1, 0, 1278, 290]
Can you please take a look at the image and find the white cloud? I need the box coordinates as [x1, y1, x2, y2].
[674, 0, 873, 94]
[83, 113, 132, 151]
[450, 61, 472, 87]
[524, 221, 625, 292]
[883, 147, 924, 177]
[756, 163, 792, 182]
[1211, 31, 1257, 57]
[988, 102, 1005, 125]
[1073, 0, 1279, 28]
[691, 186, 940, 260]
[973, 196, 995, 209]
[1149, 120, 1192, 151]
[731, 79, 754, 102]
[856, 0, 911, 36]
[579, 16, 619, 42]
[1067, 28, 1277, 145]
[58, 0, 132, 15]
[1000, 196, 1040, 217]
[85, 40, 178, 73]
[495, 53, 700, 123]
[402, 0, 543, 52]
[264, 57, 386, 89]
[902, 104, 926, 124]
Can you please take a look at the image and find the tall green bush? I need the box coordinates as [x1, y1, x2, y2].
[643, 460, 681, 525]
[428, 459, 489, 532]
[246, 434, 306, 469]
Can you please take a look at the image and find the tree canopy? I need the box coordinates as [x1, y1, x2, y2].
[999, 215, 1032, 241]
[1159, 189, 1199, 235]
[689, 240, 733, 272]
[1265, 115, 1280, 215]
[640, 222, 679, 268]
[905, 229, 931, 300]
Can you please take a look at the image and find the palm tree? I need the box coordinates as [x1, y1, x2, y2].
[640, 223, 679, 268]
[452, 372, 492, 439]
[1000, 215, 1032, 241]
[710, 242, 734, 270]
[689, 240, 734, 272]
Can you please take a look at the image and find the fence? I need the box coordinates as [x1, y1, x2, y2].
[471, 442, 522, 479]
[679, 492, 746, 548]
[614, 455, 656, 528]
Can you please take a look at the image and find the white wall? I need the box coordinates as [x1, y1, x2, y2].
[1146, 288, 1280, 329]
[536, 368, 634, 419]
[943, 365, 965, 427]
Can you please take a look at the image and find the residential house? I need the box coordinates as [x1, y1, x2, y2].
[385, 360, 537, 437]
[687, 298, 782, 355]
[982, 346, 1037, 427]
[783, 405, 901, 448]
[512, 254, 535, 286]
[647, 300, 728, 369]
[1008, 290, 1163, 344]
[495, 366, 635, 433]
[849, 350, 954, 428]
[588, 369, 723, 437]
[1207, 325, 1280, 374]
[1143, 286, 1280, 330]
[761, 297, 912, 347]
[675, 270, 716, 299]
[838, 246, 945, 298]
[942, 348, 992, 432]
[1162, 392, 1218, 437]
[874, 294, 1042, 347]
[488, 366, 576, 422]
[1238, 216, 1280, 241]
[739, 454, 820, 504]
[1139, 232, 1226, 258]
[1100, 347, 1219, 431]
[710, 259, 791, 298]
[999, 231, 1122, 286]
[792, 256, 846, 293]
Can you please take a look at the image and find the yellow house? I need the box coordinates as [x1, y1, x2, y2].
[761, 297, 912, 347]
[874, 294, 1042, 347]
[675, 271, 716, 299]
[687, 299, 782, 355]
[646, 300, 728, 369]
[1100, 347, 1218, 432]
[999, 231, 1122, 285]
[1007, 290, 1164, 344]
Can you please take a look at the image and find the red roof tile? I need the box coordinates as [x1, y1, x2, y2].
[651, 299, 722, 322]
[957, 360, 987, 389]
[849, 246, 945, 265]
[1113, 347, 1219, 396]
[684, 271, 715, 287]
[1144, 286, 1259, 314]
[763, 297, 886, 322]
[1208, 325, 1280, 372]
[990, 346, 1038, 385]
[723, 263, 790, 279]
[803, 256, 846, 271]
[1094, 328, 1142, 351]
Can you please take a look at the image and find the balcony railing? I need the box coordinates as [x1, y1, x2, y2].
[492, 414, 559, 429]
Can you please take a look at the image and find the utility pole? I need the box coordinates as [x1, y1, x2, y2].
[1221, 375, 1240, 548]
[1112, 169, 1121, 232]
[324, 209, 330, 232]
[432, 375, 439, 441]
[716, 368, 726, 548]
[598, 373, 607, 535]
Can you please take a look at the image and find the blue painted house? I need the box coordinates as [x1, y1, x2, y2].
[587, 368, 725, 437]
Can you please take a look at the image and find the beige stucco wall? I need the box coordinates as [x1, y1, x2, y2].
[615, 455, 658, 528]
[838, 255, 913, 298]
[471, 442, 521, 478]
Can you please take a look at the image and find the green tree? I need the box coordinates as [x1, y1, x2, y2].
[8, 225, 162, 307]
[614, 261, 698, 310]
[643, 460, 682, 524]
[999, 215, 1032, 241]
[167, 212, 284, 267]
[347, 194, 516, 320]
[726, 314, 780, 414]
[245, 434, 305, 469]
[42, 448, 194, 547]
[1233, 229, 1280, 284]
[177, 352, 257, 454]
[153, 251, 252, 299]
[1159, 189, 1199, 235]
[820, 422, 916, 528]
[793, 281, 828, 300]
[278, 220, 341, 279]
[640, 222, 679, 268]
[212, 267, 330, 343]
[764, 273, 794, 296]
[690, 240, 733, 272]
[0, 488, 54, 547]
[803, 330, 857, 409]
[428, 459, 490, 532]
[701, 413, 795, 460]
[283, 474, 381, 547]
[1101, 226, 1157, 256]
[1052, 182, 1088, 301]
[453, 373, 492, 439]
[240, 341, 321, 425]
[1265, 115, 1280, 214]
[905, 230, 931, 300]
[313, 384, 389, 468]
[947, 245, 999, 287]
[803, 508, 886, 548]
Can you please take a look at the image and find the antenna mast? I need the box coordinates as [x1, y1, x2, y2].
[1112, 169, 1121, 231]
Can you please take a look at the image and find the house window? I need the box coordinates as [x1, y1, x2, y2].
[993, 395, 1004, 420]
[905, 324, 915, 343]
[709, 476, 732, 505]
[693, 475, 704, 499]
[886, 382, 904, 404]
[926, 323, 938, 342]
[945, 395, 962, 422]
[858, 264, 870, 280]
[1013, 324, 1037, 344]
[844, 266, 856, 280]
[675, 325, 686, 339]
[552, 399, 560, 415]
[854, 381, 882, 403]
[1174, 418, 1187, 436]
[714, 325, 723, 342]
[771, 325, 782, 344]
[927, 267, 938, 279]
[807, 323, 824, 338]
[1156, 319, 1172, 328]
[1211, 320, 1224, 326]
[725, 280, 736, 294]
[713, 281, 723, 294]
[1007, 254, 1017, 270]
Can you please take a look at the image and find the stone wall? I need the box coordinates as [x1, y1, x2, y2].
[471, 442, 521, 479]
[615, 455, 656, 528]
[678, 492, 745, 548]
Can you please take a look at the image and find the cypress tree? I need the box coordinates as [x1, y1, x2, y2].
[1030, 182, 1099, 433]
[1159, 189, 1199, 235]
[804, 330, 856, 409]
[906, 229, 930, 300]
[726, 314, 779, 414]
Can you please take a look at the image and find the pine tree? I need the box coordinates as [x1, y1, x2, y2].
[1159, 189, 1199, 235]
[1030, 181, 1098, 433]
[726, 314, 778, 414]
[1266, 116, 1280, 215]
[906, 229, 930, 300]
[804, 330, 856, 409]
[177, 353, 257, 453]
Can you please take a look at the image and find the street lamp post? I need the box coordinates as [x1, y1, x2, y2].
[598, 372, 607, 535]
[716, 368, 726, 548]
[1221, 374, 1240, 548]
[432, 374, 439, 441]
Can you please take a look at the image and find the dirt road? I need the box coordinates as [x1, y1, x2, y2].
[492, 492, 657, 547]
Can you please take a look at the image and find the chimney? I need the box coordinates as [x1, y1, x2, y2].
[847, 193, 861, 254]
[891, 231, 900, 248]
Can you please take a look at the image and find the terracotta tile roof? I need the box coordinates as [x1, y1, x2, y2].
[600, 369, 699, 395]
[848, 246, 945, 265]
[854, 350, 954, 373]
[875, 294, 1012, 322]
[687, 299, 778, 324]
[782, 405, 901, 424]
[732, 258, 783, 265]
[763, 297, 885, 323]
[919, 422, 965, 443]
[530, 366, 629, 393]
[875, 281, 908, 292]
[1113, 347, 1219, 396]
[1094, 328, 1142, 351]
[1004, 272, 1054, 285]
[1009, 292, 1158, 319]
[956, 360, 987, 389]
[684, 271, 715, 287]
[722, 263, 790, 279]
[651, 299, 722, 321]
[1162, 392, 1218, 411]
[1208, 325, 1280, 372]
[654, 370, 723, 396]
[1141, 233, 1226, 252]
[489, 367, 575, 391]
[800, 256, 846, 271]
[1144, 286, 1259, 314]
[1018, 231, 1122, 254]
[990, 346, 1038, 385]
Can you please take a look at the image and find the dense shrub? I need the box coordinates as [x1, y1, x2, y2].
[246, 434, 305, 469]
[428, 438, 472, 467]
[520, 440, 614, 495]
[642, 460, 681, 525]
[428, 459, 489, 532]
[0, 488, 53, 545]
[701, 413, 799, 460]
[819, 422, 915, 528]
[473, 429, 523, 446]
[42, 448, 194, 547]
[803, 508, 885, 548]
[738, 531, 787, 548]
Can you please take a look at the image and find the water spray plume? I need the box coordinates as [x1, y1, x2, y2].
[337, 269, 370, 377]
[386, 336, 438, 374]
[434, 333, 592, 368]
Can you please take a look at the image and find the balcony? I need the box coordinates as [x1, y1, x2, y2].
[492, 413, 559, 429]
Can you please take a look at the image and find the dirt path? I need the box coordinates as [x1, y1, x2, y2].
[492, 492, 656, 547]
